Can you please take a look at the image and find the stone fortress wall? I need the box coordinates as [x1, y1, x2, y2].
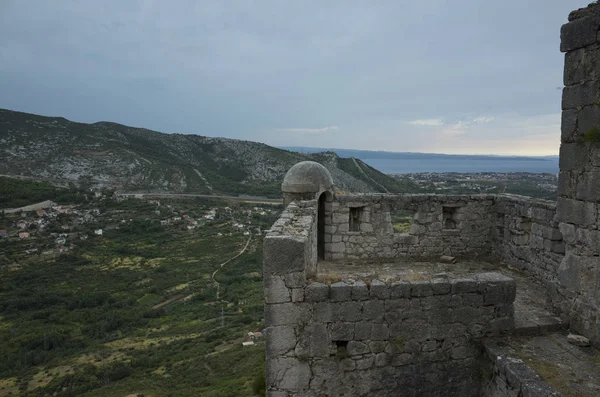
[264, 2, 600, 396]
[265, 200, 516, 395]
[556, 1, 600, 348]
[323, 194, 497, 261]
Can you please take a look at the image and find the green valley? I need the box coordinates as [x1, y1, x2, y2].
[0, 185, 280, 396]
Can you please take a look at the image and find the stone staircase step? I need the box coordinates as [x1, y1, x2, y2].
[513, 315, 567, 336]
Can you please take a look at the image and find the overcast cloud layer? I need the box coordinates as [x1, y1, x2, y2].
[0, 1, 585, 155]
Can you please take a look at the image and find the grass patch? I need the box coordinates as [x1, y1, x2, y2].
[582, 127, 600, 144]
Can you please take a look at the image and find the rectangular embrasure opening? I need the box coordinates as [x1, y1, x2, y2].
[443, 206, 459, 229]
[349, 206, 364, 232]
[390, 209, 415, 234]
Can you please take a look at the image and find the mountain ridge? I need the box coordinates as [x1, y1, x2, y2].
[0, 108, 414, 197]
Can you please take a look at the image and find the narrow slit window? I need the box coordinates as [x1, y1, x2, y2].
[333, 340, 349, 358]
[349, 207, 363, 232]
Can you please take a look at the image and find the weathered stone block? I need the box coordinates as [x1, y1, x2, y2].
[369, 279, 389, 299]
[360, 222, 374, 233]
[463, 293, 484, 306]
[330, 281, 352, 301]
[339, 358, 356, 371]
[577, 227, 600, 249]
[266, 391, 288, 397]
[266, 303, 310, 326]
[267, 325, 297, 356]
[369, 341, 386, 354]
[375, 352, 389, 367]
[558, 171, 576, 197]
[265, 275, 291, 304]
[338, 301, 363, 322]
[489, 316, 514, 334]
[304, 282, 329, 302]
[330, 322, 354, 340]
[576, 171, 600, 202]
[355, 354, 375, 370]
[564, 46, 596, 85]
[551, 241, 566, 254]
[264, 236, 306, 276]
[559, 143, 587, 171]
[390, 281, 411, 298]
[295, 323, 329, 358]
[577, 105, 600, 139]
[291, 288, 305, 302]
[512, 233, 529, 246]
[451, 278, 478, 294]
[351, 280, 369, 300]
[284, 271, 307, 288]
[390, 353, 413, 367]
[347, 341, 370, 356]
[328, 242, 345, 253]
[372, 323, 390, 340]
[561, 108, 578, 142]
[354, 321, 372, 340]
[269, 357, 311, 391]
[556, 197, 596, 226]
[362, 300, 385, 322]
[431, 278, 451, 295]
[562, 80, 600, 109]
[409, 223, 427, 235]
[558, 253, 582, 292]
[313, 302, 335, 322]
[410, 280, 433, 297]
[561, 15, 600, 52]
[530, 235, 544, 250]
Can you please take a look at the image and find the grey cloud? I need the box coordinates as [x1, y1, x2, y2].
[0, 0, 582, 154]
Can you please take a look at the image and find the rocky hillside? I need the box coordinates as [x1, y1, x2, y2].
[0, 109, 415, 197]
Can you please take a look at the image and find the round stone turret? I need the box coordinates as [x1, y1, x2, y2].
[282, 161, 334, 206]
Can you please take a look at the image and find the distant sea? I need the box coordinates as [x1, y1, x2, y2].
[280, 147, 560, 174]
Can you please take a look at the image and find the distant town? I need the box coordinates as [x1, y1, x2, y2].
[392, 172, 557, 198]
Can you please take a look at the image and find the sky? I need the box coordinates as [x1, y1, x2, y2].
[0, 0, 586, 155]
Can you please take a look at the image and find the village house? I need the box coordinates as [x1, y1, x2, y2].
[247, 331, 263, 339]
[36, 209, 47, 217]
[55, 246, 68, 254]
[0, 230, 8, 238]
[94, 229, 103, 236]
[18, 231, 30, 239]
[16, 220, 27, 230]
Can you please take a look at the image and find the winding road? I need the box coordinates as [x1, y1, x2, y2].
[211, 234, 253, 300]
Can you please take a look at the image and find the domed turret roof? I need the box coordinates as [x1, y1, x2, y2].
[282, 161, 334, 193]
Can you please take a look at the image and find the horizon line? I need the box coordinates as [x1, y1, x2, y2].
[279, 145, 559, 158]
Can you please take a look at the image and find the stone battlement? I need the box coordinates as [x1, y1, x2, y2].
[264, 2, 600, 395]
